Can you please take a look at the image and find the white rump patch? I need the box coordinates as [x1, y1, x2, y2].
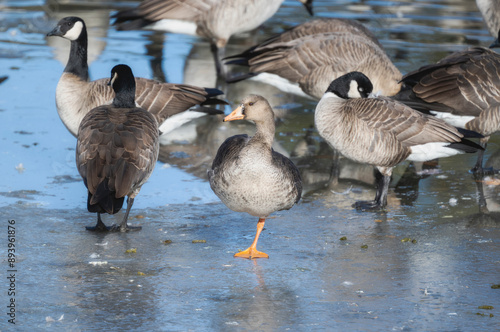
[249, 73, 311, 99]
[158, 110, 205, 140]
[408, 142, 464, 162]
[430, 111, 475, 128]
[148, 19, 198, 36]
[64, 21, 84, 41]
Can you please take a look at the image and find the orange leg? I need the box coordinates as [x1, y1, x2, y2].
[234, 218, 269, 259]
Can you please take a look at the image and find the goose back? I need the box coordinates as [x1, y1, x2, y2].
[76, 98, 160, 214]
[226, 19, 401, 98]
[397, 47, 500, 136]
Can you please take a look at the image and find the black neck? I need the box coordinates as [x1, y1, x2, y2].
[112, 85, 136, 108]
[64, 28, 89, 81]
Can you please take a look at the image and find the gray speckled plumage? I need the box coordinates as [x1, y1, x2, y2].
[394, 47, 500, 172]
[315, 72, 481, 210]
[76, 65, 160, 231]
[208, 95, 302, 218]
[226, 18, 401, 99]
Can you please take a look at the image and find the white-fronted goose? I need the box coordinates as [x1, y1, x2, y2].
[315, 72, 482, 211]
[76, 64, 160, 232]
[394, 47, 500, 173]
[112, 0, 313, 77]
[208, 94, 302, 259]
[47, 16, 224, 138]
[225, 18, 402, 99]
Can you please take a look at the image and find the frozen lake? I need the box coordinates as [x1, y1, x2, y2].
[0, 0, 499, 330]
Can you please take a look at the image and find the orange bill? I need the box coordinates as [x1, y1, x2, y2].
[224, 105, 245, 122]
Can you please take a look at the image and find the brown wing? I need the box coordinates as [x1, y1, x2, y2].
[87, 77, 218, 125]
[134, 78, 216, 124]
[353, 97, 463, 147]
[402, 47, 500, 116]
[247, 33, 401, 98]
[256, 18, 382, 48]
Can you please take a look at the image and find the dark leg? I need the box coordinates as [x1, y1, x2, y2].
[211, 43, 226, 78]
[471, 144, 486, 174]
[470, 138, 498, 175]
[86, 212, 110, 231]
[327, 149, 340, 187]
[474, 175, 490, 215]
[354, 171, 391, 211]
[115, 197, 142, 232]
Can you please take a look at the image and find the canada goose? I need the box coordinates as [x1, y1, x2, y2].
[47, 16, 224, 138]
[208, 94, 302, 259]
[315, 72, 482, 211]
[76, 64, 160, 232]
[112, 0, 313, 77]
[394, 47, 500, 174]
[225, 18, 402, 99]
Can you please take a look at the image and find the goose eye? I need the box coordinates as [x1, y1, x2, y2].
[248, 102, 254, 106]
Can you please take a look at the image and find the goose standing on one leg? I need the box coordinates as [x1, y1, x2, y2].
[315, 72, 483, 211]
[208, 95, 302, 259]
[47, 16, 225, 138]
[393, 47, 500, 174]
[76, 64, 160, 232]
[112, 0, 313, 78]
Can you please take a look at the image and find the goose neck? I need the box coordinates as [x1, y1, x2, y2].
[65, 29, 89, 81]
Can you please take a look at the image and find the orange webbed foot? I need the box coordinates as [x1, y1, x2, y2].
[234, 247, 269, 259]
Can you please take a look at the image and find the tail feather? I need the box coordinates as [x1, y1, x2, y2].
[447, 138, 484, 154]
[87, 181, 124, 214]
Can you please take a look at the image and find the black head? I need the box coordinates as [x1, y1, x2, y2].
[109, 64, 136, 108]
[324, 72, 373, 99]
[47, 16, 86, 41]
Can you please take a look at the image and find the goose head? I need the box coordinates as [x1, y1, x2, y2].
[324, 71, 373, 100]
[224, 94, 274, 124]
[47, 16, 86, 41]
[108, 64, 136, 108]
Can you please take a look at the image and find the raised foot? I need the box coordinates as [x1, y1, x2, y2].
[85, 224, 142, 232]
[353, 200, 385, 212]
[234, 247, 269, 260]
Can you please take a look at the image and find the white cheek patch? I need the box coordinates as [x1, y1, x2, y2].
[64, 21, 84, 41]
[347, 80, 361, 99]
[430, 111, 475, 128]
